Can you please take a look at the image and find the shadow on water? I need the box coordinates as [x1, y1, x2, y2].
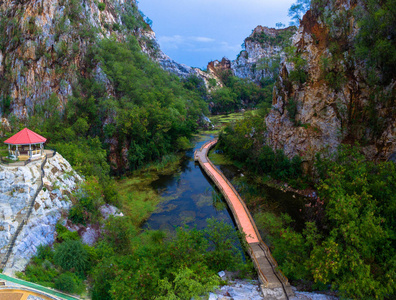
[143, 131, 306, 235]
[215, 162, 307, 232]
[143, 134, 238, 233]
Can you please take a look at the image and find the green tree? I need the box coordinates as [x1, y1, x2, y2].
[54, 240, 89, 275]
[288, 0, 311, 26]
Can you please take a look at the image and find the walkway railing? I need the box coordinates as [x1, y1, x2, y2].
[195, 139, 290, 291]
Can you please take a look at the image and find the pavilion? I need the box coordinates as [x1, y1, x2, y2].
[4, 128, 47, 160]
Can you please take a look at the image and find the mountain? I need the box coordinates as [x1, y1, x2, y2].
[265, 0, 395, 164]
[207, 26, 296, 85]
[0, 0, 128, 118]
[0, 0, 210, 172]
[0, 0, 216, 118]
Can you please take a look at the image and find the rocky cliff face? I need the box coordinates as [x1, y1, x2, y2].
[207, 26, 296, 85]
[232, 26, 296, 84]
[0, 0, 135, 118]
[141, 30, 219, 89]
[0, 153, 82, 275]
[0, 0, 214, 119]
[265, 1, 395, 163]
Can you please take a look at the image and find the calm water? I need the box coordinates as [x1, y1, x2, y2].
[144, 134, 236, 231]
[216, 162, 307, 232]
[144, 133, 307, 232]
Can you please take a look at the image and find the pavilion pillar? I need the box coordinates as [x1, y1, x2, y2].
[15, 145, 18, 157]
[29, 144, 32, 158]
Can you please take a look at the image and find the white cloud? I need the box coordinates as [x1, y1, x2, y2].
[191, 37, 215, 43]
[159, 35, 216, 50]
[160, 35, 215, 44]
[159, 34, 240, 55]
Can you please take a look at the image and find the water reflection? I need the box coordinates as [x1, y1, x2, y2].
[144, 135, 236, 231]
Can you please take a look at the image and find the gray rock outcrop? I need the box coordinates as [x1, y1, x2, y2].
[207, 26, 296, 86]
[265, 3, 395, 163]
[0, 153, 82, 275]
[232, 26, 296, 84]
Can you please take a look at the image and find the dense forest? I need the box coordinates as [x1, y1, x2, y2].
[217, 0, 396, 298]
[0, 0, 394, 298]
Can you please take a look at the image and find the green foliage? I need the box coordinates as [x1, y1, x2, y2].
[354, 0, 396, 86]
[255, 212, 310, 280]
[156, 267, 220, 300]
[18, 263, 60, 288]
[210, 71, 271, 114]
[54, 272, 81, 293]
[218, 112, 303, 184]
[210, 87, 237, 113]
[285, 46, 308, 84]
[258, 145, 396, 298]
[182, 75, 207, 98]
[175, 136, 191, 151]
[50, 138, 110, 182]
[56, 223, 79, 242]
[1, 95, 11, 114]
[288, 0, 311, 26]
[36, 245, 54, 261]
[91, 218, 253, 300]
[54, 240, 90, 275]
[246, 27, 296, 48]
[81, 36, 206, 170]
[286, 97, 298, 125]
[98, 2, 106, 11]
[121, 2, 150, 31]
[65, 0, 82, 22]
[19, 242, 85, 294]
[208, 78, 217, 88]
[69, 176, 105, 225]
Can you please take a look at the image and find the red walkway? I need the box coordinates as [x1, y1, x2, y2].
[195, 139, 293, 299]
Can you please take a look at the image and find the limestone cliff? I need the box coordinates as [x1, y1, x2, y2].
[141, 30, 219, 89]
[0, 0, 136, 118]
[0, 153, 82, 275]
[265, 0, 395, 163]
[232, 26, 296, 84]
[0, 0, 214, 119]
[207, 26, 296, 85]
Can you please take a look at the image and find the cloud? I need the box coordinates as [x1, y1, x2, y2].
[191, 37, 215, 43]
[159, 35, 216, 49]
[158, 35, 239, 54]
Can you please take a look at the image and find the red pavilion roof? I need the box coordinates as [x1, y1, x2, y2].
[4, 128, 47, 145]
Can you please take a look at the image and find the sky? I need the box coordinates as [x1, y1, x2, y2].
[138, 0, 297, 69]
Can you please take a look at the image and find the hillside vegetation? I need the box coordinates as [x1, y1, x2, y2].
[218, 0, 396, 298]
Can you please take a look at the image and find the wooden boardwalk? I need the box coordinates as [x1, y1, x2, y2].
[195, 139, 294, 299]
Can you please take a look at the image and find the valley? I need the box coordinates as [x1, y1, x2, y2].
[0, 0, 394, 299]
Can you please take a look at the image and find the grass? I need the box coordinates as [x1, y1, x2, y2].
[208, 150, 232, 165]
[0, 149, 8, 158]
[115, 111, 249, 227]
[116, 153, 183, 227]
[202, 112, 247, 136]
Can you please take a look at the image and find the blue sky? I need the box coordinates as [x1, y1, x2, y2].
[138, 0, 296, 69]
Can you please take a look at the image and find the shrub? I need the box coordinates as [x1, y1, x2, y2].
[36, 245, 53, 261]
[54, 240, 89, 274]
[286, 97, 298, 125]
[55, 273, 77, 293]
[175, 136, 190, 150]
[98, 2, 105, 11]
[56, 223, 79, 242]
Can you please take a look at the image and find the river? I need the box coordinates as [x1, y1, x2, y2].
[144, 133, 236, 231]
[144, 131, 307, 234]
